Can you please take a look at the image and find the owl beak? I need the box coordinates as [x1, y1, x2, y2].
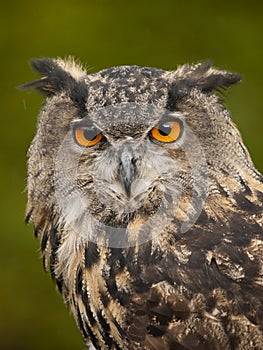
[119, 146, 135, 197]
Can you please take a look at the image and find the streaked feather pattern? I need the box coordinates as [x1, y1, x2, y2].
[24, 58, 263, 349]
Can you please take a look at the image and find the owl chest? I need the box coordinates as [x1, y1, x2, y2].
[56, 243, 133, 349]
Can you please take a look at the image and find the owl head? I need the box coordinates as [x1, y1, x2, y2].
[23, 58, 255, 248]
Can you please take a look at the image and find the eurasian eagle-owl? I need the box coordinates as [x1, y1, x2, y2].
[22, 58, 263, 349]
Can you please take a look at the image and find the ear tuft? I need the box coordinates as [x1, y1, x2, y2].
[18, 58, 64, 95]
[18, 57, 88, 110]
[173, 61, 241, 93]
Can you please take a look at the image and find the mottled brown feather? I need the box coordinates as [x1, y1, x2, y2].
[24, 58, 263, 349]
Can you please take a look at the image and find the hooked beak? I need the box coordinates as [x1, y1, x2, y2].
[119, 145, 136, 197]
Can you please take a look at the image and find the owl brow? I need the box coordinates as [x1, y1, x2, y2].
[159, 112, 184, 123]
[71, 117, 104, 135]
[72, 117, 94, 128]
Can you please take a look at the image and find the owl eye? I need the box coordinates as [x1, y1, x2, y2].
[74, 126, 103, 147]
[150, 119, 182, 143]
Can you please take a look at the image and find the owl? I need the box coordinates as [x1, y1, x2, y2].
[22, 58, 263, 349]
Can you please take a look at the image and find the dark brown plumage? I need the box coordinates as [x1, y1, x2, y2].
[23, 58, 263, 349]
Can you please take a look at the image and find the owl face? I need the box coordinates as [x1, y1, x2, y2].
[54, 101, 208, 247]
[23, 58, 243, 247]
[70, 106, 186, 204]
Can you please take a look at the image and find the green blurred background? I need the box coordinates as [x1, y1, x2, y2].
[1, 0, 263, 349]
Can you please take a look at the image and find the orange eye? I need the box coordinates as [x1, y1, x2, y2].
[74, 126, 102, 147]
[151, 120, 182, 143]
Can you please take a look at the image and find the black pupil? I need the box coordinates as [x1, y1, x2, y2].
[159, 123, 172, 136]
[83, 128, 97, 141]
